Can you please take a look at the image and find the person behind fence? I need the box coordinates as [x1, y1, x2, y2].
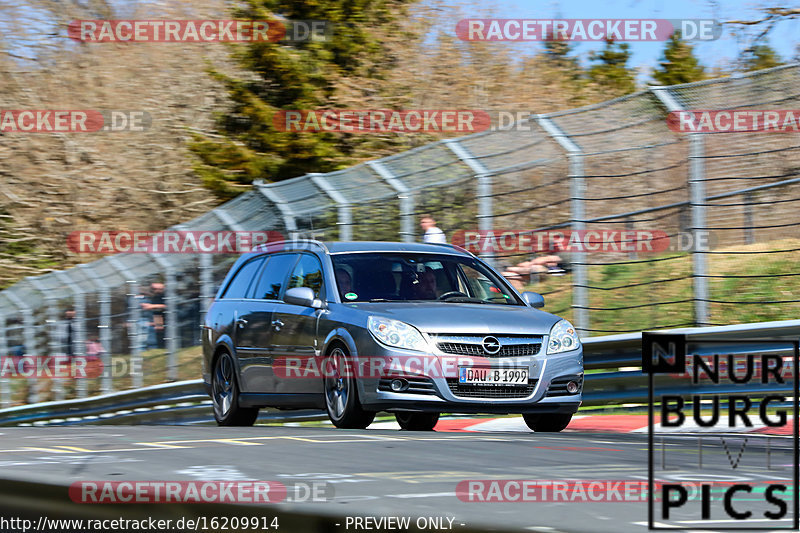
[502, 255, 564, 292]
[139, 282, 166, 350]
[420, 216, 446, 244]
[58, 308, 76, 357]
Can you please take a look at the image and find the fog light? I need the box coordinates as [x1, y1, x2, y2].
[390, 378, 409, 392]
[566, 381, 579, 394]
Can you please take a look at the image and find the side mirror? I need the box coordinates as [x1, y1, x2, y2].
[284, 287, 323, 309]
[521, 291, 545, 309]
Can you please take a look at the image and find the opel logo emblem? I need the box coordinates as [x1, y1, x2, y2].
[482, 336, 501, 354]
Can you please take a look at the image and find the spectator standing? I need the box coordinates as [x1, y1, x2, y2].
[420, 216, 446, 244]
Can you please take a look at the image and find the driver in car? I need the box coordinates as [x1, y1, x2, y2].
[414, 267, 438, 300]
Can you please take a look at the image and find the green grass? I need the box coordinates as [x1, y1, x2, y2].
[525, 238, 800, 335]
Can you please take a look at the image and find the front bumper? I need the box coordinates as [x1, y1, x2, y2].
[354, 337, 583, 415]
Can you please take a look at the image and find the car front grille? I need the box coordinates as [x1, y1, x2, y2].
[434, 335, 542, 358]
[546, 374, 583, 397]
[378, 377, 436, 395]
[445, 379, 537, 399]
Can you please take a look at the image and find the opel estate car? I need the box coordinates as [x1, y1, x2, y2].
[202, 240, 583, 431]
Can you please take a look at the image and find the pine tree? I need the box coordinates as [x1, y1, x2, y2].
[741, 43, 784, 72]
[652, 31, 705, 85]
[189, 0, 415, 198]
[587, 39, 636, 96]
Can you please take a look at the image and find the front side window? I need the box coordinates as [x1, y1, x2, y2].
[222, 257, 265, 299]
[331, 253, 521, 305]
[287, 254, 324, 299]
[251, 254, 298, 300]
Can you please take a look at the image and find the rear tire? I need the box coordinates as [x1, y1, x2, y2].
[523, 413, 572, 432]
[211, 351, 258, 426]
[395, 412, 439, 431]
[324, 346, 375, 429]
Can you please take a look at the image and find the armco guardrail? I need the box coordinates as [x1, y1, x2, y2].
[0, 379, 327, 426]
[1, 319, 798, 425]
[581, 319, 800, 407]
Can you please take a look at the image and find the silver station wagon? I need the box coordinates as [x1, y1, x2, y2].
[202, 240, 583, 431]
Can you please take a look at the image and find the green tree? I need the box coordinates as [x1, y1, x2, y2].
[190, 0, 415, 199]
[587, 38, 636, 96]
[741, 43, 784, 71]
[652, 31, 705, 85]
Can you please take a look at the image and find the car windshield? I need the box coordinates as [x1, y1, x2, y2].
[331, 252, 521, 305]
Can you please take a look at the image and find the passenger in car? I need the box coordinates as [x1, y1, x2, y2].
[335, 268, 353, 297]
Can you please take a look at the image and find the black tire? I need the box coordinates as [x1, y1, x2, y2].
[523, 413, 573, 432]
[324, 346, 375, 429]
[211, 350, 258, 426]
[395, 412, 439, 431]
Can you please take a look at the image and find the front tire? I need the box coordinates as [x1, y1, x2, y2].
[211, 351, 258, 426]
[324, 346, 375, 429]
[523, 413, 572, 432]
[395, 412, 439, 431]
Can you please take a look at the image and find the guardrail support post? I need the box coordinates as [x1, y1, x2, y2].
[537, 116, 588, 336]
[368, 161, 415, 243]
[444, 139, 495, 265]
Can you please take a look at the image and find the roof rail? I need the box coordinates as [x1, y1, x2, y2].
[251, 238, 330, 254]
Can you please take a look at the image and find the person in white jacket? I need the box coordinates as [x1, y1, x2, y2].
[420, 216, 446, 244]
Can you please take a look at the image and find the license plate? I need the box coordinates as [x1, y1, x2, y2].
[458, 367, 528, 386]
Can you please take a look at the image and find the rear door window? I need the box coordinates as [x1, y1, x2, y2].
[250, 253, 298, 300]
[221, 257, 265, 299]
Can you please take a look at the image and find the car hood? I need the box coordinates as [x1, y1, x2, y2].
[346, 301, 562, 335]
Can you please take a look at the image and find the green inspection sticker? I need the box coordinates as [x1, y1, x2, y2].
[344, 292, 358, 300]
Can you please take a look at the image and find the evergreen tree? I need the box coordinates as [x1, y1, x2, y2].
[189, 0, 415, 198]
[741, 43, 784, 72]
[587, 38, 636, 96]
[652, 31, 705, 85]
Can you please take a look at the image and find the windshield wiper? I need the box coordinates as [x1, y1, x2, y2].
[440, 297, 489, 304]
[367, 298, 392, 302]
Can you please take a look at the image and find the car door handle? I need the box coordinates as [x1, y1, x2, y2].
[271, 319, 284, 330]
[235, 318, 248, 328]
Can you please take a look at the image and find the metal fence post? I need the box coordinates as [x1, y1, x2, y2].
[537, 116, 589, 336]
[109, 257, 143, 389]
[55, 271, 88, 398]
[0, 312, 9, 407]
[256, 181, 299, 238]
[5, 292, 39, 403]
[151, 255, 179, 381]
[689, 133, 709, 325]
[368, 161, 415, 243]
[310, 173, 352, 241]
[29, 278, 63, 401]
[652, 86, 709, 326]
[444, 139, 495, 265]
[98, 286, 112, 393]
[743, 192, 755, 245]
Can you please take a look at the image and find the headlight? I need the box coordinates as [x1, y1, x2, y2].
[547, 319, 580, 354]
[368, 316, 429, 352]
